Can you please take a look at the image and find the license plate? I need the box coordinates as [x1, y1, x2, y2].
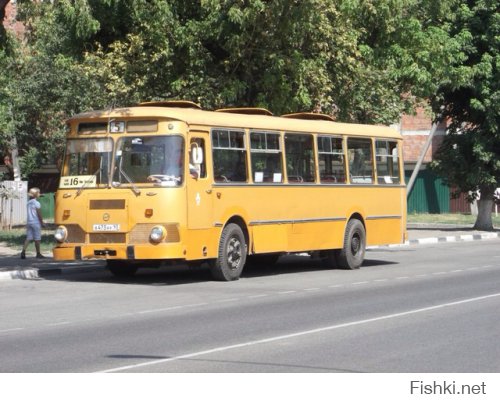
[93, 224, 120, 231]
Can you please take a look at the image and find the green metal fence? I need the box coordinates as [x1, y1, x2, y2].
[406, 169, 450, 214]
[39, 192, 55, 220]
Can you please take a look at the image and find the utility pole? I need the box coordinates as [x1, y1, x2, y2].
[406, 122, 439, 197]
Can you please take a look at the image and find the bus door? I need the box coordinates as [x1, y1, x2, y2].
[186, 131, 213, 230]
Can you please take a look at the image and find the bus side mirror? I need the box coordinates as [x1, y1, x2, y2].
[191, 145, 203, 164]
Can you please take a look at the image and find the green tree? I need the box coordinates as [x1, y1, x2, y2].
[431, 0, 499, 230]
[3, 0, 460, 182]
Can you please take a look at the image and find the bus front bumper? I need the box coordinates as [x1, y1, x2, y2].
[53, 243, 185, 261]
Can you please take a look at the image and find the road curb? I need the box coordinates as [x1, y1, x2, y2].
[369, 232, 500, 249]
[0, 268, 64, 281]
[408, 232, 500, 245]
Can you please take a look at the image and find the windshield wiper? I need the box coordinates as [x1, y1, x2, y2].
[112, 167, 141, 196]
[75, 167, 101, 197]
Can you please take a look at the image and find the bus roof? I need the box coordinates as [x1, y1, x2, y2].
[68, 105, 402, 139]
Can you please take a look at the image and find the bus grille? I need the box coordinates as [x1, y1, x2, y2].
[89, 233, 127, 244]
[65, 224, 86, 244]
[129, 223, 180, 244]
[89, 199, 126, 209]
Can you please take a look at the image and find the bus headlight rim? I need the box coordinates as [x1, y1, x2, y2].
[54, 226, 68, 243]
[150, 225, 167, 243]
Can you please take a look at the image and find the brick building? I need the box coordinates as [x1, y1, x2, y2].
[1, 0, 24, 38]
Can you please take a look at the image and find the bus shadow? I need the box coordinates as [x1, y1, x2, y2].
[243, 255, 398, 278]
[43, 255, 398, 286]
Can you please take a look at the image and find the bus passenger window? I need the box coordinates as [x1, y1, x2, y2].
[212, 129, 247, 182]
[375, 140, 400, 184]
[284, 133, 315, 183]
[250, 131, 283, 183]
[347, 138, 374, 184]
[318, 136, 346, 183]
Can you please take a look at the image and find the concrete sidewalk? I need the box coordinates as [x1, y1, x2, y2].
[1, 224, 499, 281]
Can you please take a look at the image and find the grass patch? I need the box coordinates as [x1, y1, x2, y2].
[0, 228, 55, 252]
[408, 213, 500, 227]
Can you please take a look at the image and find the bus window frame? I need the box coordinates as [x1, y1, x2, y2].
[211, 127, 248, 183]
[284, 132, 316, 184]
[375, 138, 401, 185]
[249, 130, 283, 184]
[317, 134, 347, 184]
[346, 137, 375, 185]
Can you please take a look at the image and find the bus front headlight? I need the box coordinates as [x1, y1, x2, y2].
[54, 226, 68, 243]
[150, 226, 166, 243]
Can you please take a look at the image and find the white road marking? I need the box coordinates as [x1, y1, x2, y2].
[0, 328, 24, 333]
[97, 292, 500, 373]
[216, 298, 240, 303]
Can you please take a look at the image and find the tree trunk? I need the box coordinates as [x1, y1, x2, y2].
[473, 188, 494, 231]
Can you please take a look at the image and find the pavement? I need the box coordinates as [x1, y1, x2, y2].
[0, 224, 499, 282]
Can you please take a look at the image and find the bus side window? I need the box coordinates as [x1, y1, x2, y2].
[284, 133, 315, 183]
[318, 135, 346, 184]
[212, 129, 247, 183]
[347, 138, 374, 184]
[250, 131, 283, 183]
[375, 140, 400, 184]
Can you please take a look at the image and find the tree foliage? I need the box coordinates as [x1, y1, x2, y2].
[0, 0, 464, 181]
[430, 0, 499, 230]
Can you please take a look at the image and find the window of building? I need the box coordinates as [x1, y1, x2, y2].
[375, 140, 400, 184]
[212, 129, 247, 182]
[347, 138, 373, 184]
[250, 131, 283, 183]
[284, 133, 315, 183]
[317, 136, 346, 183]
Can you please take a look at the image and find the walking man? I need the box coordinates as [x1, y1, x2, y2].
[20, 187, 45, 259]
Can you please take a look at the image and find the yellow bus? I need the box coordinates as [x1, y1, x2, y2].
[53, 101, 406, 280]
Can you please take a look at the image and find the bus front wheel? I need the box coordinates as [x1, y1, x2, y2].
[210, 223, 247, 281]
[336, 218, 366, 270]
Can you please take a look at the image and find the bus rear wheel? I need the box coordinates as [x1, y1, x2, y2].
[107, 260, 139, 277]
[336, 218, 366, 270]
[210, 223, 247, 281]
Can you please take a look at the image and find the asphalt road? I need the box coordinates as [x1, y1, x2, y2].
[0, 240, 499, 373]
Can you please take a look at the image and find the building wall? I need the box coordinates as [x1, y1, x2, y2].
[399, 107, 447, 163]
[2, 1, 24, 38]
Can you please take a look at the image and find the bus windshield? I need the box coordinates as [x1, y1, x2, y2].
[61, 138, 113, 187]
[112, 135, 184, 186]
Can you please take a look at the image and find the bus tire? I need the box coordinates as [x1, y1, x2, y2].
[210, 223, 247, 281]
[336, 218, 365, 270]
[107, 260, 139, 277]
